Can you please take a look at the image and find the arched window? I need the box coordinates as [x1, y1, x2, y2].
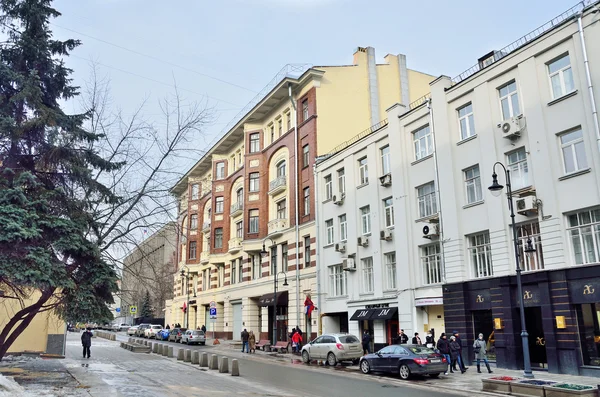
[236, 188, 243, 203]
[276, 160, 286, 177]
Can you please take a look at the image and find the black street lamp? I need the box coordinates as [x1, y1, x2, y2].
[180, 266, 190, 329]
[489, 162, 535, 379]
[260, 238, 288, 345]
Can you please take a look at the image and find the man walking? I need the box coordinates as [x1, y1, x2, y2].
[241, 328, 249, 353]
[453, 331, 468, 372]
[81, 327, 93, 359]
[398, 329, 409, 344]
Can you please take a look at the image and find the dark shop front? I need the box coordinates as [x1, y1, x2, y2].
[443, 264, 600, 376]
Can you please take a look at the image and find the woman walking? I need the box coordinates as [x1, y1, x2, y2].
[449, 336, 465, 373]
[248, 330, 256, 354]
[473, 333, 493, 373]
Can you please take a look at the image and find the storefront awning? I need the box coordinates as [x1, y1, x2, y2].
[258, 291, 288, 307]
[370, 307, 398, 320]
[350, 309, 374, 321]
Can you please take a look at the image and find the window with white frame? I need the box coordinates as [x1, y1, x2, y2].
[303, 187, 310, 216]
[249, 133, 260, 153]
[202, 269, 209, 290]
[302, 99, 309, 121]
[236, 188, 244, 204]
[339, 214, 347, 241]
[464, 165, 483, 204]
[361, 257, 374, 294]
[560, 128, 588, 174]
[188, 241, 197, 259]
[381, 145, 391, 175]
[249, 209, 259, 233]
[413, 125, 432, 161]
[507, 148, 529, 190]
[238, 258, 243, 283]
[214, 228, 223, 249]
[384, 252, 397, 290]
[249, 172, 259, 192]
[304, 236, 311, 266]
[421, 244, 442, 285]
[548, 54, 574, 99]
[358, 157, 369, 185]
[337, 168, 346, 194]
[499, 81, 521, 120]
[567, 208, 600, 265]
[270, 246, 277, 275]
[276, 160, 286, 177]
[302, 145, 310, 168]
[458, 103, 475, 140]
[325, 219, 334, 245]
[216, 162, 225, 180]
[190, 214, 198, 230]
[218, 266, 224, 287]
[191, 184, 199, 200]
[360, 206, 371, 235]
[324, 174, 332, 200]
[517, 222, 544, 271]
[276, 199, 286, 219]
[469, 232, 493, 278]
[215, 197, 224, 213]
[383, 197, 394, 228]
[286, 112, 291, 131]
[282, 244, 288, 270]
[236, 221, 243, 238]
[231, 260, 237, 284]
[252, 254, 261, 280]
[269, 124, 275, 143]
[278, 119, 283, 136]
[417, 182, 437, 218]
[329, 264, 347, 297]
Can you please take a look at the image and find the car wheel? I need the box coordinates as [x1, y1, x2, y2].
[429, 373, 440, 378]
[360, 360, 371, 374]
[399, 364, 411, 380]
[327, 352, 337, 367]
[301, 350, 310, 363]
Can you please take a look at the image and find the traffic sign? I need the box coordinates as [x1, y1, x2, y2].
[209, 307, 217, 319]
[115, 307, 121, 313]
[130, 306, 137, 314]
[209, 301, 216, 308]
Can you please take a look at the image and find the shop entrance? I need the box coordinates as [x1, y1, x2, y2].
[472, 309, 495, 361]
[525, 307, 547, 368]
[387, 321, 399, 345]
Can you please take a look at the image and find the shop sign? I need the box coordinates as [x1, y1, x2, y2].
[365, 304, 389, 309]
[568, 278, 600, 304]
[468, 289, 491, 309]
[514, 285, 541, 307]
[415, 297, 443, 307]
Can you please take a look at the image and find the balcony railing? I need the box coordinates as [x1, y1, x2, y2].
[200, 251, 209, 264]
[202, 222, 211, 233]
[228, 237, 243, 253]
[269, 175, 287, 195]
[268, 218, 289, 237]
[230, 201, 243, 217]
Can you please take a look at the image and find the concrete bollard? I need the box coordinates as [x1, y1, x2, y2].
[219, 357, 229, 373]
[148, 342, 153, 352]
[231, 359, 239, 376]
[128, 338, 132, 343]
[184, 349, 192, 362]
[158, 344, 164, 355]
[177, 349, 184, 361]
[209, 354, 218, 370]
[143, 340, 147, 346]
[168, 346, 174, 358]
[111, 334, 115, 341]
[162, 345, 168, 357]
[200, 352, 208, 367]
[153, 343, 158, 354]
[191, 351, 199, 364]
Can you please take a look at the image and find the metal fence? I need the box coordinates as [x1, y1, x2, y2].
[325, 119, 389, 158]
[409, 93, 431, 110]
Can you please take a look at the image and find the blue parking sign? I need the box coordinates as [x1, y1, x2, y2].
[209, 307, 217, 319]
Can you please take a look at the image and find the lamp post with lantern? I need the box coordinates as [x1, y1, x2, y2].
[260, 238, 288, 346]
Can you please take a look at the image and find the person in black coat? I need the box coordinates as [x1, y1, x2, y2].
[452, 331, 468, 371]
[81, 327, 93, 359]
[398, 329, 409, 344]
[449, 336, 465, 373]
[412, 332, 422, 345]
[362, 331, 371, 354]
[436, 333, 451, 375]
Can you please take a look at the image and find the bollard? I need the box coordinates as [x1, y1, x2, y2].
[192, 351, 199, 365]
[209, 354, 219, 370]
[219, 357, 229, 373]
[128, 338, 132, 343]
[184, 349, 192, 362]
[148, 342, 153, 352]
[157, 344, 163, 355]
[200, 352, 208, 367]
[168, 346, 174, 358]
[153, 343, 158, 354]
[231, 359, 239, 376]
[111, 334, 116, 341]
[162, 345, 168, 357]
[177, 349, 184, 361]
[143, 340, 148, 346]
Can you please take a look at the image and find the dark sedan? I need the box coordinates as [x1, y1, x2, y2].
[359, 344, 447, 380]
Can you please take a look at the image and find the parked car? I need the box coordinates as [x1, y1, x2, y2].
[136, 324, 150, 337]
[301, 333, 363, 366]
[145, 325, 163, 339]
[168, 328, 187, 343]
[359, 344, 447, 380]
[112, 323, 129, 332]
[181, 330, 205, 345]
[127, 326, 139, 336]
[156, 329, 170, 341]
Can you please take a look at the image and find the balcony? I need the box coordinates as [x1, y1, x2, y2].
[202, 222, 211, 233]
[228, 237, 243, 254]
[269, 175, 287, 196]
[268, 218, 289, 238]
[230, 201, 243, 218]
[200, 251, 209, 264]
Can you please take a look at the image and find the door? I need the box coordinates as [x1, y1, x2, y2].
[309, 336, 324, 359]
[376, 345, 396, 372]
[232, 303, 243, 340]
[525, 307, 547, 368]
[387, 321, 399, 345]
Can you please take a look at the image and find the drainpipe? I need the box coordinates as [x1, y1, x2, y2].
[288, 83, 301, 327]
[313, 162, 322, 336]
[577, 10, 600, 154]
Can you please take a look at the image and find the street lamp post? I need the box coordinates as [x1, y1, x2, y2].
[489, 162, 535, 379]
[180, 267, 190, 329]
[260, 239, 288, 346]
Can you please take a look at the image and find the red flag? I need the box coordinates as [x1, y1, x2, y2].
[182, 302, 187, 313]
[304, 296, 315, 318]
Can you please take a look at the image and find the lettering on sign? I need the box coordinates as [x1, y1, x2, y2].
[524, 290, 533, 300]
[476, 295, 485, 303]
[583, 284, 595, 295]
[379, 309, 390, 316]
[365, 304, 389, 309]
[357, 310, 370, 318]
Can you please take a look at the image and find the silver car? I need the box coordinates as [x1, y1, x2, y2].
[301, 333, 363, 366]
[181, 330, 206, 345]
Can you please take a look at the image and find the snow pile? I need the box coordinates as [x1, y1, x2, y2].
[0, 373, 28, 397]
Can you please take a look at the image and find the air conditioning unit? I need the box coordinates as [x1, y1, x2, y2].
[333, 193, 345, 205]
[497, 116, 524, 139]
[335, 242, 346, 253]
[422, 223, 440, 239]
[516, 196, 538, 216]
[379, 174, 392, 187]
[357, 236, 369, 247]
[342, 258, 356, 271]
[380, 230, 393, 241]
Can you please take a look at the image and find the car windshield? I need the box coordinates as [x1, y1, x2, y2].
[338, 335, 359, 343]
[408, 346, 436, 355]
[191, 331, 203, 335]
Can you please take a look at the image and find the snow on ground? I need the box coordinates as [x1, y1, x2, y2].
[0, 373, 28, 397]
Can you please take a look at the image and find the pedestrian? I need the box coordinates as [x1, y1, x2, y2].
[241, 328, 249, 353]
[295, 326, 303, 350]
[166, 324, 170, 330]
[362, 330, 371, 354]
[398, 329, 409, 344]
[81, 327, 93, 359]
[201, 324, 206, 333]
[449, 336, 465, 373]
[412, 332, 422, 345]
[452, 331, 468, 372]
[248, 330, 256, 353]
[292, 330, 302, 354]
[473, 333, 493, 374]
[436, 333, 451, 375]
[425, 332, 434, 348]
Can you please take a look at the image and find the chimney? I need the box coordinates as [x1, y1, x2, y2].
[353, 46, 368, 65]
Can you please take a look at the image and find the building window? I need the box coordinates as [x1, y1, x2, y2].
[218, 266, 224, 288]
[381, 145, 391, 175]
[507, 148, 529, 190]
[469, 232, 492, 278]
[358, 157, 369, 185]
[249, 172, 259, 192]
[270, 246, 277, 275]
[517, 222, 544, 271]
[329, 264, 347, 297]
[215, 197, 224, 213]
[548, 54, 574, 99]
[276, 199, 286, 219]
[190, 214, 198, 230]
[337, 168, 345, 194]
[249, 209, 259, 234]
[278, 118, 283, 136]
[324, 175, 332, 200]
[360, 206, 371, 235]
[325, 219, 334, 245]
[458, 103, 475, 140]
[188, 241, 197, 259]
[270, 124, 275, 143]
[560, 128, 588, 174]
[361, 257, 374, 294]
[238, 151, 242, 166]
[252, 254, 260, 280]
[282, 243, 288, 270]
[277, 160, 286, 177]
[216, 162, 225, 180]
[214, 228, 223, 249]
[464, 165, 483, 204]
[231, 260, 237, 284]
[236, 221, 243, 238]
[417, 182, 437, 218]
[249, 133, 260, 153]
[577, 303, 600, 367]
[231, 155, 236, 171]
[384, 252, 397, 290]
[236, 188, 244, 204]
[286, 112, 291, 131]
[302, 99, 309, 121]
[422, 244, 442, 285]
[499, 81, 520, 119]
[238, 258, 243, 283]
[302, 144, 309, 168]
[304, 236, 311, 267]
[568, 208, 600, 265]
[413, 125, 432, 161]
[383, 197, 394, 228]
[339, 214, 347, 242]
[191, 184, 199, 200]
[303, 187, 310, 216]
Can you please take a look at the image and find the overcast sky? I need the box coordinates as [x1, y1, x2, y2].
[51, 0, 576, 156]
